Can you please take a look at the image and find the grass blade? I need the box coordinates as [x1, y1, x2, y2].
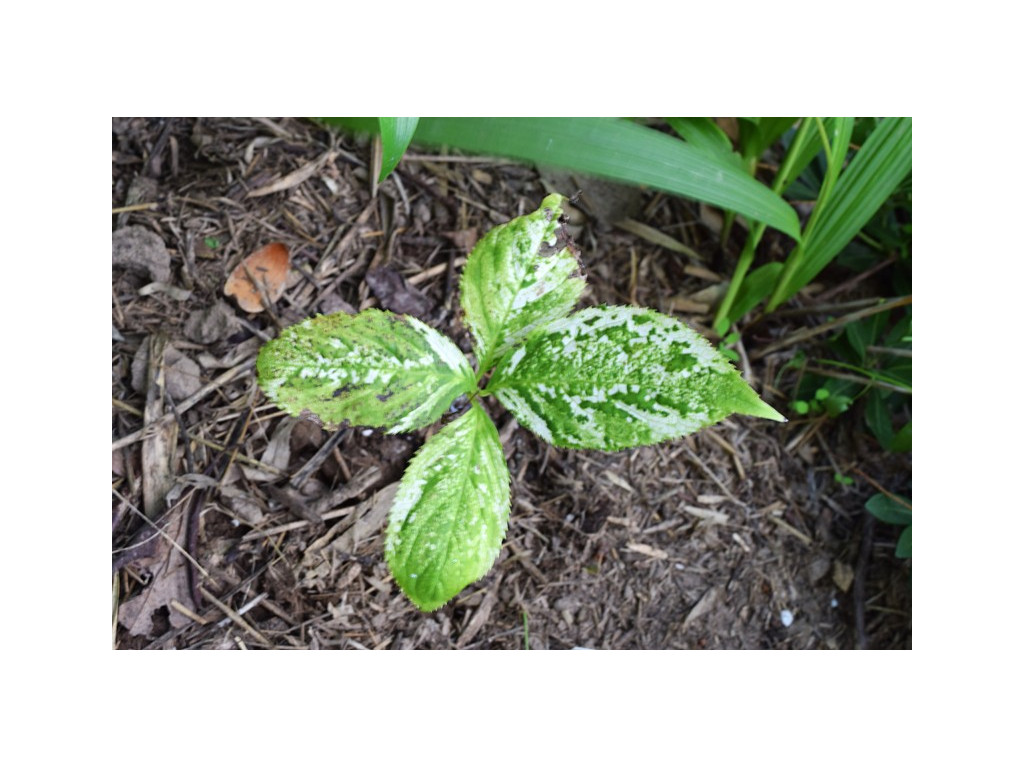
[778, 117, 847, 194]
[767, 117, 911, 309]
[713, 119, 818, 332]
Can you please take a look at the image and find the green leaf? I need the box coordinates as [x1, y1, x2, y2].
[410, 118, 802, 240]
[864, 388, 895, 449]
[257, 309, 475, 433]
[722, 262, 784, 331]
[664, 117, 746, 172]
[895, 525, 912, 558]
[460, 193, 585, 373]
[385, 404, 510, 611]
[845, 313, 886, 361]
[865, 493, 912, 526]
[778, 117, 840, 195]
[890, 421, 912, 453]
[377, 117, 419, 182]
[488, 306, 784, 451]
[769, 117, 912, 309]
[738, 117, 798, 161]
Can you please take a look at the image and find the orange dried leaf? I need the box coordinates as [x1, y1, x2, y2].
[224, 242, 290, 312]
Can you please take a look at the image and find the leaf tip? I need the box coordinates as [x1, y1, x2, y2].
[722, 372, 786, 423]
[738, 393, 787, 422]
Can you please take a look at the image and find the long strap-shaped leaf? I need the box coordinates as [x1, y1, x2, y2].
[411, 118, 802, 240]
[767, 117, 912, 310]
[385, 403, 510, 611]
[487, 306, 783, 451]
[377, 117, 419, 182]
[257, 309, 475, 433]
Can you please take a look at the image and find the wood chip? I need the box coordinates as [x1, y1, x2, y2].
[682, 585, 722, 631]
[457, 575, 502, 647]
[614, 217, 704, 261]
[141, 334, 177, 519]
[603, 470, 636, 493]
[247, 150, 336, 197]
[768, 515, 813, 546]
[625, 542, 669, 559]
[683, 505, 729, 525]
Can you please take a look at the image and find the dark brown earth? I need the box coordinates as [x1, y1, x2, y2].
[112, 117, 911, 649]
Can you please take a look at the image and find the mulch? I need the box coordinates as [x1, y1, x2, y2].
[112, 117, 911, 649]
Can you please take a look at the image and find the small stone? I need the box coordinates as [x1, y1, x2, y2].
[780, 609, 794, 627]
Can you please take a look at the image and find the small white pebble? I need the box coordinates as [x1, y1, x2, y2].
[674, 563, 685, 570]
[362, 428, 374, 436]
[830, 598, 838, 608]
[780, 609, 794, 627]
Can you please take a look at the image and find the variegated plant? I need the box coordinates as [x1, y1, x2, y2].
[257, 194, 784, 611]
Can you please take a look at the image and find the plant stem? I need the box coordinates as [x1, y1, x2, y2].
[713, 118, 816, 333]
[767, 118, 853, 311]
[804, 365, 912, 395]
[752, 295, 912, 359]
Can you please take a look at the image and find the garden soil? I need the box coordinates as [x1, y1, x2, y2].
[112, 118, 911, 649]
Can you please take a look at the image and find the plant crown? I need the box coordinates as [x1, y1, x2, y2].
[257, 194, 784, 610]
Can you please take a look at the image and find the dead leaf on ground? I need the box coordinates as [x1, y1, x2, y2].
[442, 228, 478, 254]
[184, 300, 237, 343]
[117, 504, 197, 638]
[219, 486, 266, 526]
[131, 342, 204, 402]
[241, 418, 296, 482]
[365, 267, 434, 317]
[299, 482, 398, 589]
[113, 225, 172, 283]
[833, 561, 855, 593]
[318, 294, 357, 316]
[224, 242, 290, 313]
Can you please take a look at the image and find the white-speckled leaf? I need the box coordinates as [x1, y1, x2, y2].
[385, 404, 510, 611]
[460, 193, 585, 373]
[257, 309, 475, 433]
[488, 306, 784, 451]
